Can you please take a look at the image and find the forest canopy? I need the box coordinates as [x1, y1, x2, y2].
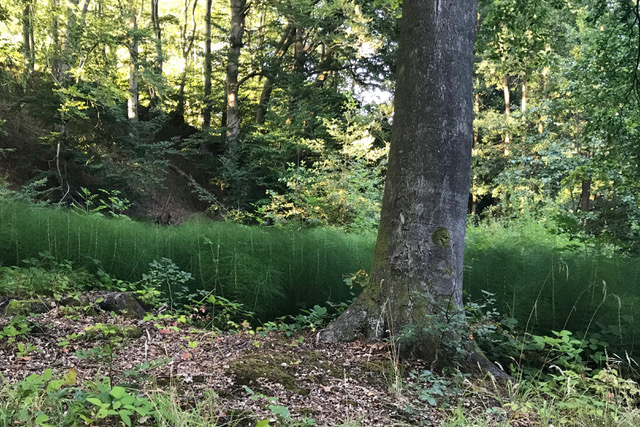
[0, 0, 639, 251]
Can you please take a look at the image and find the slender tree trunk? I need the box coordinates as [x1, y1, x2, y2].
[256, 78, 272, 126]
[128, 0, 139, 122]
[521, 80, 526, 113]
[580, 180, 591, 213]
[21, 0, 34, 74]
[51, 0, 61, 78]
[538, 70, 548, 134]
[473, 78, 479, 147]
[293, 27, 305, 73]
[59, 0, 80, 80]
[226, 0, 247, 146]
[471, 194, 479, 226]
[202, 0, 213, 128]
[320, 0, 501, 377]
[256, 24, 294, 125]
[149, 0, 163, 108]
[80, 0, 91, 28]
[503, 74, 510, 154]
[151, 0, 163, 73]
[28, 5, 35, 70]
[176, 0, 198, 117]
[314, 42, 333, 88]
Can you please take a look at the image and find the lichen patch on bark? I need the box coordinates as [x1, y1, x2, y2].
[432, 227, 450, 247]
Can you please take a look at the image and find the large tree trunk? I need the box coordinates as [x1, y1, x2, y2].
[225, 0, 247, 147]
[319, 0, 502, 376]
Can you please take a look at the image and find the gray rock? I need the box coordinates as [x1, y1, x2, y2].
[97, 292, 147, 319]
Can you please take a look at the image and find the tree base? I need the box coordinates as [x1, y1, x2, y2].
[318, 292, 512, 382]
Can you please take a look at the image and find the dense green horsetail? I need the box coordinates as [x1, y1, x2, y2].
[0, 200, 375, 318]
[465, 221, 640, 356]
[2, 200, 640, 355]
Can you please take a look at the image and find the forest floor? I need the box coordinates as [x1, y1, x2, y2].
[0, 299, 530, 426]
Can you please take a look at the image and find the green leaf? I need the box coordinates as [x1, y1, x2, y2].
[35, 413, 50, 424]
[110, 386, 127, 399]
[134, 407, 150, 416]
[268, 404, 290, 419]
[120, 412, 132, 426]
[86, 397, 105, 407]
[63, 368, 77, 385]
[41, 369, 53, 381]
[26, 373, 42, 383]
[255, 420, 270, 427]
[120, 394, 135, 405]
[46, 379, 64, 392]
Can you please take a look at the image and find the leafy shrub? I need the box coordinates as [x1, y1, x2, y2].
[0, 252, 94, 297]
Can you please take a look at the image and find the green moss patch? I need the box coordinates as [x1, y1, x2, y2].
[1, 300, 51, 316]
[228, 352, 309, 395]
[227, 349, 344, 396]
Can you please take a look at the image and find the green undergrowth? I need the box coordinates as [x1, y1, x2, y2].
[465, 220, 640, 359]
[0, 199, 375, 319]
[2, 279, 640, 426]
[2, 199, 640, 360]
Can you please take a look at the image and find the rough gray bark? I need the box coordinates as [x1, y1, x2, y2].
[319, 0, 504, 377]
[226, 0, 247, 146]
